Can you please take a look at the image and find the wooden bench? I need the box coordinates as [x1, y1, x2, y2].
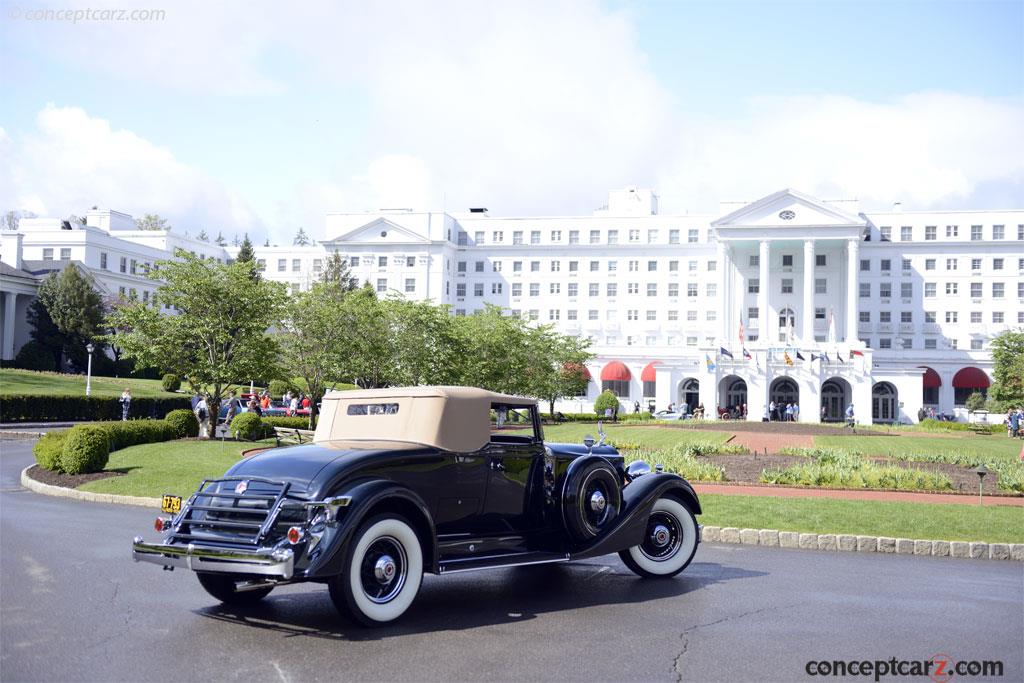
[273, 426, 316, 446]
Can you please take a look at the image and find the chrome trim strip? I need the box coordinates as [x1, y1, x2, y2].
[437, 554, 570, 574]
[132, 537, 294, 579]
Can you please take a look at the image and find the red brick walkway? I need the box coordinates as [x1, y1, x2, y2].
[729, 432, 814, 455]
[692, 482, 1024, 507]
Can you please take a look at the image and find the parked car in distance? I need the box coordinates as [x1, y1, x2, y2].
[133, 386, 702, 625]
[653, 410, 686, 420]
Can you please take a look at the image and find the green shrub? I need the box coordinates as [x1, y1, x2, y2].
[268, 379, 298, 399]
[161, 373, 181, 392]
[33, 430, 69, 471]
[165, 409, 199, 438]
[13, 341, 57, 371]
[631, 448, 727, 482]
[761, 459, 953, 491]
[965, 391, 986, 413]
[60, 425, 111, 475]
[100, 420, 178, 450]
[593, 390, 620, 418]
[261, 416, 314, 430]
[676, 441, 749, 457]
[619, 412, 654, 422]
[0, 395, 190, 422]
[231, 412, 269, 441]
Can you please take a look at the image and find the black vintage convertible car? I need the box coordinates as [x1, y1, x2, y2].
[132, 386, 702, 625]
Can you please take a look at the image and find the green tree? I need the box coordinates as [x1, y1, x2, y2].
[106, 252, 285, 420]
[27, 266, 105, 370]
[236, 234, 256, 265]
[524, 331, 593, 416]
[135, 214, 169, 231]
[388, 299, 464, 386]
[453, 306, 536, 395]
[965, 391, 986, 413]
[196, 229, 209, 242]
[990, 330, 1024, 407]
[214, 231, 227, 246]
[321, 252, 356, 290]
[293, 227, 310, 246]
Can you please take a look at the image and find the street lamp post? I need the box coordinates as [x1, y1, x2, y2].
[85, 343, 94, 397]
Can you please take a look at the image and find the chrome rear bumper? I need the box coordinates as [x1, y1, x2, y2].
[132, 537, 294, 579]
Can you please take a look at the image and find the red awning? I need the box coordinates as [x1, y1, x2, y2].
[952, 367, 990, 389]
[600, 361, 631, 382]
[919, 367, 941, 389]
[640, 361, 660, 382]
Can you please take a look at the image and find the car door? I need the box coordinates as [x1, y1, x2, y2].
[479, 405, 545, 534]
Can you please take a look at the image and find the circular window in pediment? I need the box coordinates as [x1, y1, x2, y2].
[779, 210, 796, 220]
[380, 230, 388, 237]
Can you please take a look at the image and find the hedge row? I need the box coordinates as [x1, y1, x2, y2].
[33, 415, 184, 475]
[261, 416, 315, 430]
[2, 395, 191, 423]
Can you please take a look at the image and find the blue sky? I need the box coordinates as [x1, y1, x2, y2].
[1, 0, 1021, 243]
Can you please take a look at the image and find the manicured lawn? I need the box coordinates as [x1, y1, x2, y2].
[0, 368, 179, 398]
[700, 494, 1024, 544]
[77, 439, 269, 498]
[815, 434, 1021, 462]
[534, 423, 731, 450]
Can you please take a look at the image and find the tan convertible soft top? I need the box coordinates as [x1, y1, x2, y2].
[313, 386, 536, 452]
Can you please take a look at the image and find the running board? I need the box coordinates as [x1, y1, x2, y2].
[436, 552, 570, 574]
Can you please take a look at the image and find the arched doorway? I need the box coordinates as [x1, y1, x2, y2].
[919, 366, 940, 406]
[769, 377, 799, 420]
[717, 375, 747, 418]
[678, 378, 700, 412]
[952, 367, 990, 406]
[821, 378, 852, 422]
[872, 382, 898, 423]
[778, 307, 795, 342]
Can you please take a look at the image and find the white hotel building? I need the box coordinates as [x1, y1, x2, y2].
[2, 188, 1021, 424]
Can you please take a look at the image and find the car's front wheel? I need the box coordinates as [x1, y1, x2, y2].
[196, 573, 274, 605]
[619, 497, 698, 578]
[329, 513, 424, 626]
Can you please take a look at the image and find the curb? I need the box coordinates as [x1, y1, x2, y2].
[0, 431, 48, 440]
[20, 466, 161, 509]
[701, 525, 1024, 562]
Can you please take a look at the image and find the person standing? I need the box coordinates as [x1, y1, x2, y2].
[769, 400, 776, 421]
[225, 390, 240, 426]
[845, 403, 855, 428]
[793, 403, 800, 422]
[119, 388, 132, 421]
[821, 404, 827, 422]
[633, 401, 640, 415]
[289, 393, 300, 417]
[195, 394, 210, 438]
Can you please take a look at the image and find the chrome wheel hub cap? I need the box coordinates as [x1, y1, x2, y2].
[651, 524, 671, 547]
[590, 490, 606, 513]
[374, 555, 397, 583]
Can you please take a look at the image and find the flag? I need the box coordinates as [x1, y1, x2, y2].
[738, 318, 746, 345]
[705, 354, 715, 371]
[784, 351, 794, 366]
[850, 350, 864, 358]
[811, 353, 821, 362]
[743, 347, 752, 360]
[837, 353, 845, 363]
[719, 347, 733, 359]
[796, 351, 806, 361]
[822, 352, 830, 363]
[827, 307, 837, 344]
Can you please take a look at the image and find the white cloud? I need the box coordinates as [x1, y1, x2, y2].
[0, 105, 262, 238]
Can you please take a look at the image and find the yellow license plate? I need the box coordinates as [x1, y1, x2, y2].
[161, 494, 182, 515]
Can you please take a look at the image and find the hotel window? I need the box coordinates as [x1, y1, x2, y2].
[377, 278, 388, 293]
[925, 259, 935, 270]
[668, 283, 679, 297]
[376, 256, 387, 268]
[512, 261, 522, 272]
[589, 260, 599, 272]
[815, 278, 827, 294]
[946, 312, 958, 323]
[608, 230, 619, 244]
[971, 258, 981, 270]
[646, 310, 657, 321]
[568, 230, 579, 244]
[551, 230, 562, 242]
[901, 282, 913, 298]
[313, 259, 323, 273]
[550, 260, 560, 272]
[512, 283, 522, 297]
[474, 231, 484, 245]
[880, 283, 891, 298]
[627, 283, 638, 294]
[628, 260, 639, 272]
[492, 231, 503, 242]
[456, 283, 466, 297]
[901, 226, 912, 241]
[994, 258, 1004, 270]
[513, 231, 523, 245]
[647, 260, 657, 272]
[1020, 312, 1024, 323]
[815, 254, 826, 267]
[648, 230, 658, 243]
[688, 229, 699, 243]
[946, 225, 958, 238]
[350, 256, 359, 267]
[669, 260, 679, 272]
[531, 261, 540, 272]
[946, 258, 957, 271]
[816, 308, 826, 320]
[528, 310, 539, 321]
[704, 283, 715, 296]
[627, 310, 638, 321]
[589, 310, 599, 320]
[925, 283, 936, 297]
[59, 248, 72, 261]
[945, 282, 958, 295]
[549, 310, 560, 321]
[474, 283, 484, 297]
[748, 307, 759, 320]
[686, 336, 698, 346]
[970, 282, 982, 297]
[707, 310, 718, 322]
[901, 312, 913, 323]
[993, 282, 1005, 298]
[925, 311, 936, 323]
[277, 259, 286, 272]
[567, 283, 578, 297]
[589, 284, 599, 296]
[628, 230, 640, 243]
[970, 311, 982, 323]
[42, 248, 54, 260]
[878, 338, 892, 349]
[550, 283, 561, 295]
[291, 259, 300, 272]
[669, 230, 680, 244]
[925, 226, 937, 240]
[1019, 225, 1024, 240]
[607, 261, 617, 272]
[902, 258, 912, 272]
[707, 260, 717, 272]
[748, 278, 759, 294]
[492, 282, 503, 295]
[901, 339, 912, 350]
[567, 310, 577, 321]
[1020, 258, 1024, 271]
[860, 311, 871, 323]
[749, 255, 759, 267]
[668, 310, 679, 321]
[458, 261, 467, 273]
[993, 225, 1004, 239]
[860, 259, 870, 271]
[879, 226, 891, 241]
[688, 260, 698, 272]
[881, 259, 891, 272]
[589, 230, 600, 244]
[782, 254, 793, 267]
[970, 225, 982, 241]
[493, 261, 502, 272]
[530, 231, 540, 245]
[1019, 281, 1024, 298]
[529, 283, 540, 296]
[568, 260, 578, 272]
[457, 232, 468, 246]
[950, 339, 958, 350]
[99, 252, 108, 269]
[859, 283, 870, 298]
[405, 278, 416, 293]
[865, 226, 875, 241]
[607, 283, 617, 297]
[993, 312, 1004, 324]
[687, 283, 698, 297]
[256, 259, 266, 271]
[687, 310, 698, 321]
[880, 311, 891, 323]
[971, 339, 983, 350]
[128, 258, 137, 273]
[925, 339, 937, 350]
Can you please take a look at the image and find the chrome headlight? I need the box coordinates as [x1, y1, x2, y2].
[626, 460, 652, 480]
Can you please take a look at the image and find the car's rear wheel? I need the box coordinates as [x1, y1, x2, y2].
[329, 513, 423, 626]
[619, 497, 698, 578]
[196, 573, 274, 605]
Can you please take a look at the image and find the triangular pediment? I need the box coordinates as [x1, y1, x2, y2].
[711, 189, 865, 228]
[324, 217, 430, 245]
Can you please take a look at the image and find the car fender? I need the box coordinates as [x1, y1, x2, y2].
[302, 479, 437, 579]
[569, 473, 701, 561]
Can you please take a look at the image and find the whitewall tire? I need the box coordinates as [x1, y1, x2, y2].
[329, 514, 424, 625]
[619, 497, 698, 578]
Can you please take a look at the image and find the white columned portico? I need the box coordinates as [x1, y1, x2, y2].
[846, 238, 859, 342]
[717, 240, 729, 343]
[802, 240, 815, 343]
[758, 240, 769, 343]
[2, 292, 17, 360]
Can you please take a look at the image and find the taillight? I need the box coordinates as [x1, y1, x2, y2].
[287, 526, 304, 544]
[154, 517, 168, 532]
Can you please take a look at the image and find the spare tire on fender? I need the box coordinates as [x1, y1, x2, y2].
[562, 458, 621, 541]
